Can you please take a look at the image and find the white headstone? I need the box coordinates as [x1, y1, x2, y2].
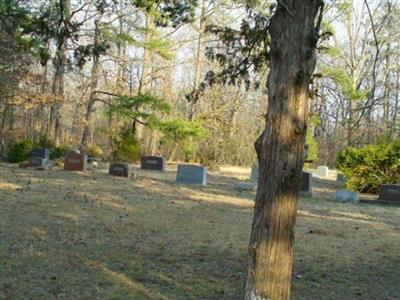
[316, 166, 329, 178]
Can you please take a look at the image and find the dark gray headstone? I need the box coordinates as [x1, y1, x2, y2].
[141, 156, 165, 171]
[335, 189, 359, 204]
[28, 156, 46, 168]
[378, 184, 400, 203]
[109, 163, 131, 178]
[250, 166, 259, 181]
[30, 147, 49, 161]
[300, 171, 312, 197]
[176, 165, 207, 186]
[337, 174, 346, 183]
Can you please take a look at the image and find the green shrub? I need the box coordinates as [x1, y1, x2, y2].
[113, 128, 141, 163]
[80, 144, 104, 158]
[8, 139, 35, 163]
[336, 140, 400, 193]
[38, 135, 56, 149]
[51, 144, 72, 159]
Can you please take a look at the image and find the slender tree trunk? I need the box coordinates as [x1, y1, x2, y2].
[391, 54, 400, 138]
[383, 44, 391, 134]
[82, 18, 101, 145]
[50, 0, 70, 145]
[245, 2, 324, 299]
[189, 0, 206, 120]
[135, 13, 154, 141]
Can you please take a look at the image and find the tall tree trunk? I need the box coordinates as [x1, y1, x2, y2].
[391, 53, 400, 139]
[383, 44, 391, 135]
[245, 2, 324, 299]
[189, 0, 206, 120]
[135, 13, 154, 141]
[81, 18, 101, 145]
[50, 0, 70, 145]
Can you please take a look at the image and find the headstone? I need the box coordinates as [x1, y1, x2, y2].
[176, 165, 207, 186]
[28, 156, 46, 168]
[109, 163, 131, 178]
[378, 184, 400, 203]
[64, 152, 87, 171]
[335, 189, 359, 204]
[30, 147, 50, 161]
[250, 166, 259, 181]
[337, 173, 346, 183]
[316, 166, 329, 178]
[300, 171, 313, 197]
[141, 156, 165, 171]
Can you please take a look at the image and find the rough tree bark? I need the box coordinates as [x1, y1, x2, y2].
[245, 2, 324, 300]
[81, 18, 101, 145]
[49, 0, 71, 145]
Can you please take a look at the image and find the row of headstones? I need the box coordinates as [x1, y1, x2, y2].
[27, 150, 208, 186]
[249, 166, 313, 196]
[139, 156, 207, 185]
[334, 185, 400, 204]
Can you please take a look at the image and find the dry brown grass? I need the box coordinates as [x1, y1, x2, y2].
[0, 164, 399, 299]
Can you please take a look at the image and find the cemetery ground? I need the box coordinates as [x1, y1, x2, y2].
[0, 164, 399, 300]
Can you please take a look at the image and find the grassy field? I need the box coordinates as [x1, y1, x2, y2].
[0, 164, 399, 299]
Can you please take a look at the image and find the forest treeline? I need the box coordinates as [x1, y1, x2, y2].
[0, 0, 399, 166]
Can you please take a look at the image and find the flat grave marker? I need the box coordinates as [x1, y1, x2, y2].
[378, 184, 400, 204]
[176, 165, 207, 186]
[141, 156, 165, 171]
[109, 163, 131, 178]
[316, 166, 329, 178]
[335, 189, 359, 204]
[64, 152, 87, 171]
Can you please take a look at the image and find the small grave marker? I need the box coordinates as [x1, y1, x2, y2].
[109, 163, 131, 178]
[316, 166, 329, 178]
[300, 171, 312, 197]
[64, 152, 87, 171]
[176, 165, 207, 186]
[141, 156, 165, 171]
[378, 184, 400, 203]
[335, 189, 359, 204]
[250, 166, 259, 181]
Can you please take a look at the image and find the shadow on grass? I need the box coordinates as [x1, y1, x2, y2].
[0, 165, 399, 299]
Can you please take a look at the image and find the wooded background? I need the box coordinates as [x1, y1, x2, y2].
[0, 0, 398, 167]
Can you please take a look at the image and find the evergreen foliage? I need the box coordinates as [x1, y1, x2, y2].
[109, 93, 171, 125]
[113, 127, 141, 163]
[337, 140, 400, 193]
[158, 118, 208, 158]
[7, 139, 35, 163]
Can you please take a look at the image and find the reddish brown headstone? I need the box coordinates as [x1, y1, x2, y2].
[64, 152, 87, 171]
